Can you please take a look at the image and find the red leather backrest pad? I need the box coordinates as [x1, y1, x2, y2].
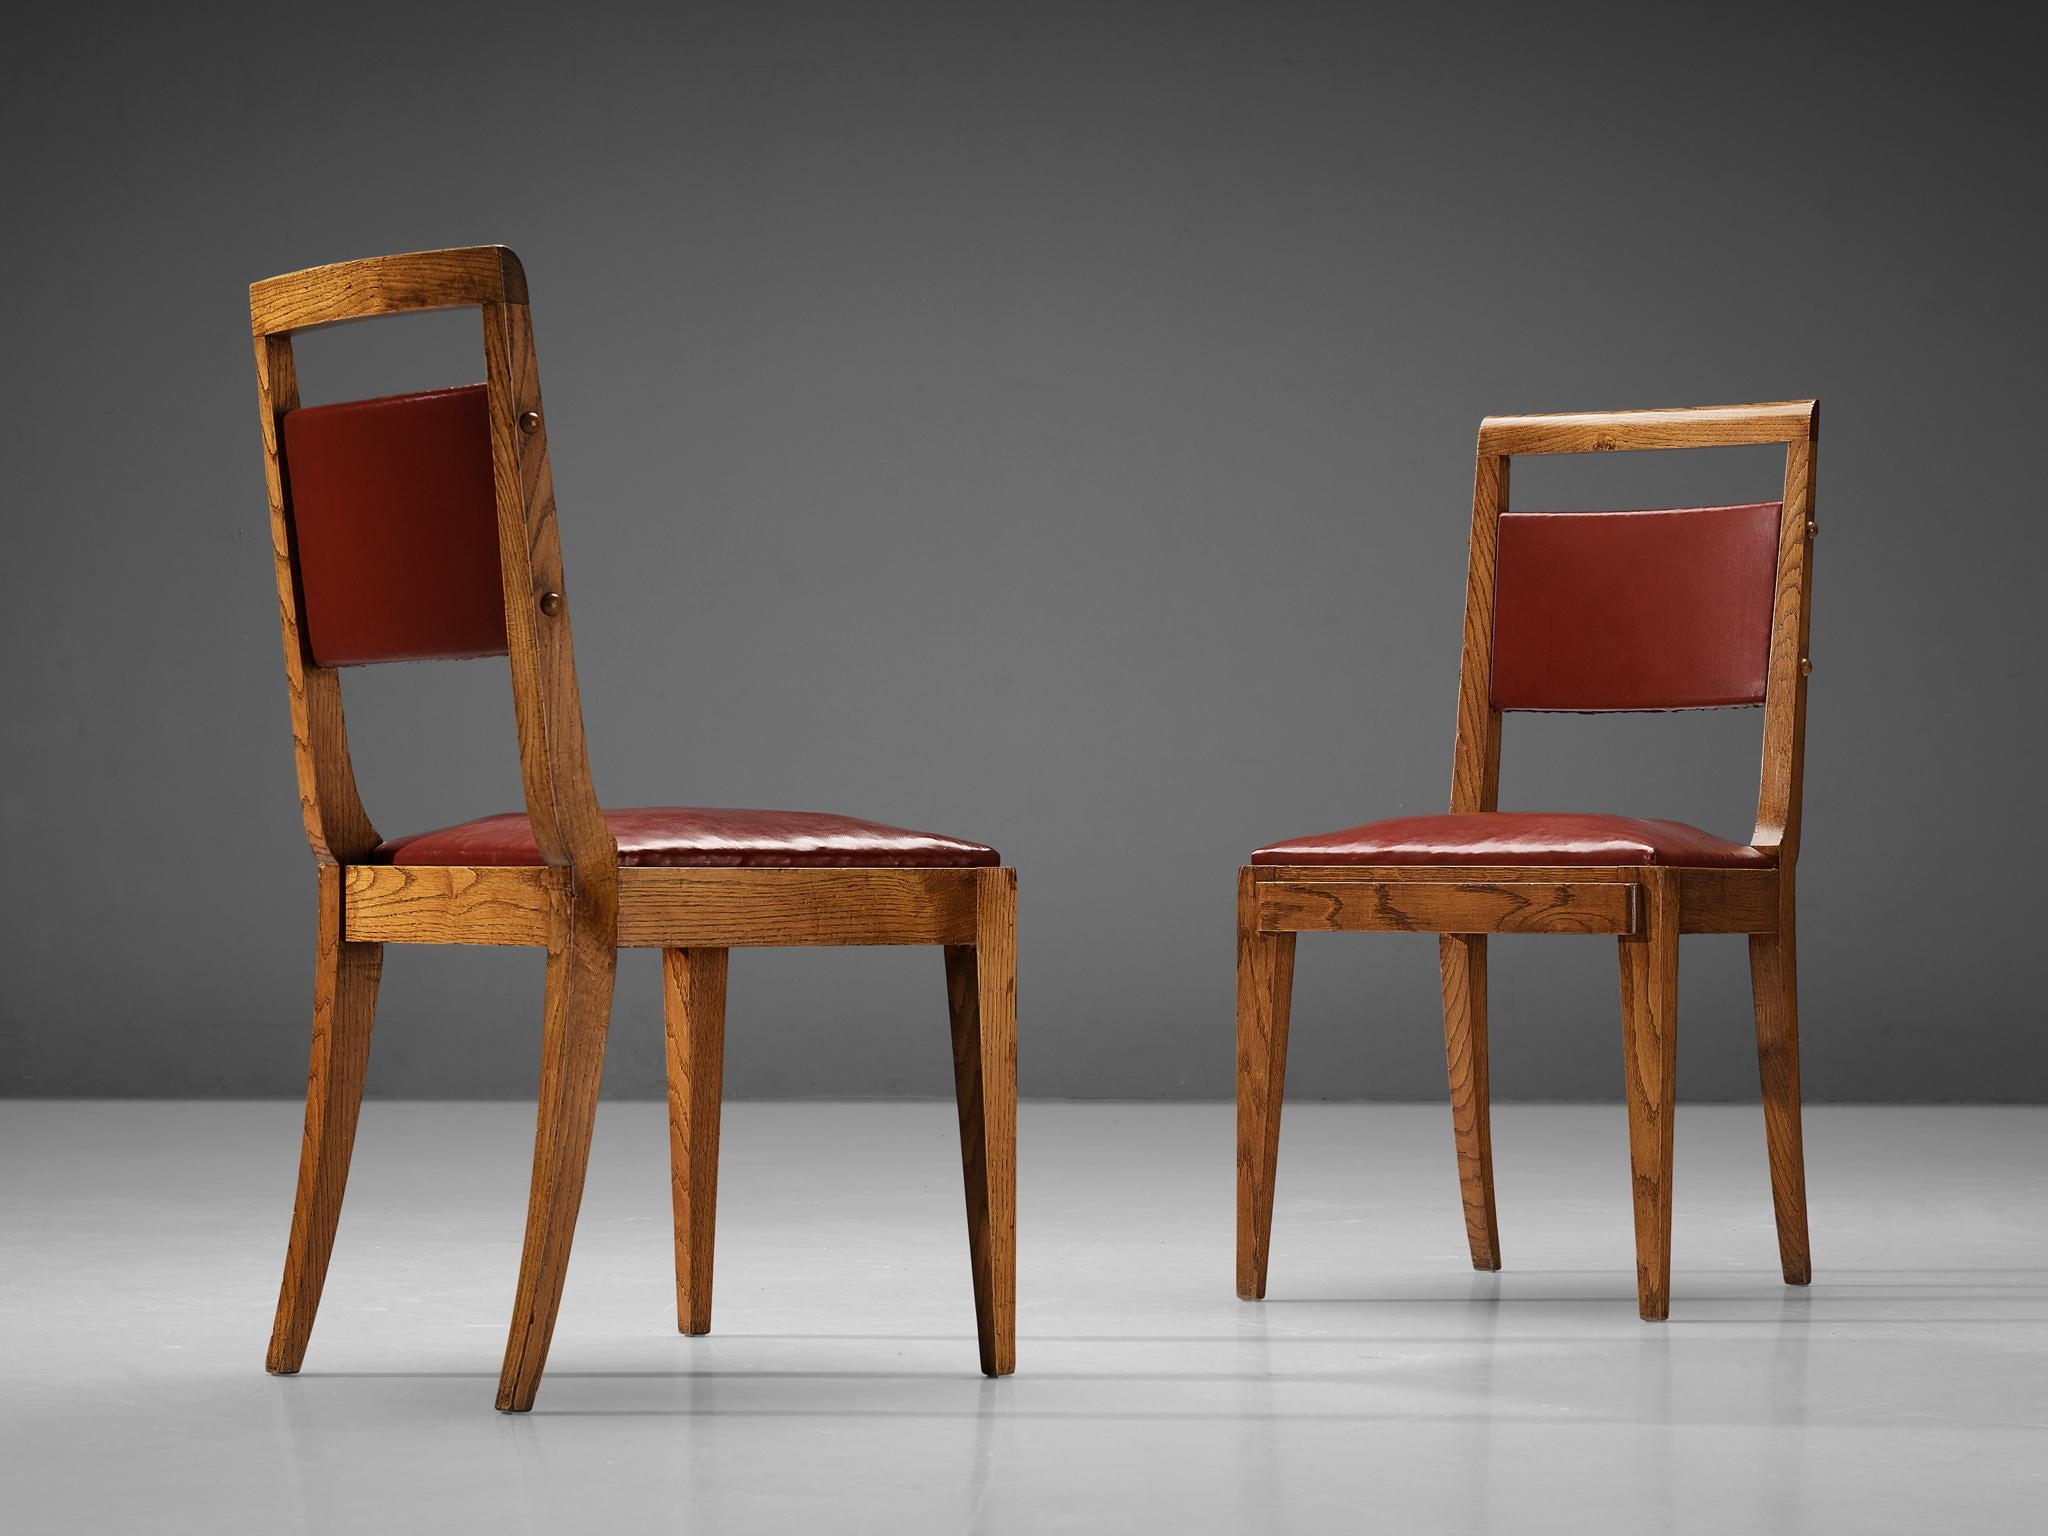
[1490, 503, 1780, 711]
[282, 385, 507, 666]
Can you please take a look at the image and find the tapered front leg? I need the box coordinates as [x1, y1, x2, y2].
[664, 947, 729, 1334]
[1439, 933, 1501, 1270]
[1617, 868, 1680, 1320]
[1750, 877, 1810, 1285]
[943, 868, 1017, 1377]
[268, 864, 384, 1374]
[497, 904, 617, 1412]
[1236, 868, 1296, 1300]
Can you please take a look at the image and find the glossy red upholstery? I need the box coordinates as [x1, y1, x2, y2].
[377, 807, 1001, 868]
[1251, 812, 1769, 868]
[282, 385, 507, 667]
[1490, 503, 1780, 711]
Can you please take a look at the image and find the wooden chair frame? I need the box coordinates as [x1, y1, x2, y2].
[1236, 401, 1819, 1319]
[253, 247, 1016, 1411]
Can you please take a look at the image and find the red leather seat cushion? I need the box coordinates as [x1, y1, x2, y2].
[1252, 813, 1767, 868]
[377, 807, 1000, 868]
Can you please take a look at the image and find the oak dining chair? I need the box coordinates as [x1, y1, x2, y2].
[1236, 401, 1820, 1320]
[251, 246, 1016, 1411]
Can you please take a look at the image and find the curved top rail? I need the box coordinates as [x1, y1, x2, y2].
[250, 245, 527, 336]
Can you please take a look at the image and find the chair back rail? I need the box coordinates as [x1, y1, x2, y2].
[251, 247, 617, 891]
[1447, 402, 1819, 861]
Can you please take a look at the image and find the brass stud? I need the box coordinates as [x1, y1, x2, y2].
[1799, 656, 1812, 676]
[518, 410, 542, 435]
[1806, 520, 1818, 539]
[538, 590, 563, 617]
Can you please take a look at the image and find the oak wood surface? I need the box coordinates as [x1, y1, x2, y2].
[343, 864, 559, 945]
[943, 868, 1019, 1375]
[1750, 874, 1811, 1284]
[1617, 868, 1681, 1320]
[340, 864, 984, 949]
[1257, 879, 1638, 936]
[480, 297, 616, 901]
[616, 867, 980, 948]
[1438, 934, 1500, 1270]
[251, 246, 526, 336]
[1753, 427, 1819, 859]
[1450, 453, 1508, 815]
[1478, 400, 1816, 457]
[1250, 862, 1641, 885]
[253, 334, 380, 864]
[1248, 866, 1779, 934]
[496, 906, 617, 1412]
[1235, 868, 1297, 1300]
[266, 864, 383, 1373]
[663, 947, 729, 1335]
[1677, 868, 1781, 934]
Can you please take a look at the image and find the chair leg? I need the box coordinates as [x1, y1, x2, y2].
[267, 864, 384, 1374]
[1750, 885, 1811, 1285]
[1236, 868, 1297, 1300]
[496, 911, 617, 1412]
[1617, 868, 1680, 1321]
[942, 868, 1017, 1376]
[663, 947, 729, 1334]
[1438, 934, 1501, 1271]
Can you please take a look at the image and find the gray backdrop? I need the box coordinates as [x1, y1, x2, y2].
[4, 3, 2041, 1102]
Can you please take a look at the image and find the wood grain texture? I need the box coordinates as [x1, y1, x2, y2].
[663, 947, 729, 1335]
[1450, 453, 1508, 814]
[496, 906, 617, 1412]
[251, 246, 525, 336]
[480, 298, 617, 902]
[253, 333, 380, 864]
[343, 865, 559, 945]
[943, 868, 1018, 1375]
[1438, 934, 1500, 1270]
[617, 867, 980, 947]
[478, 291, 620, 1405]
[1251, 863, 1639, 885]
[1750, 875, 1811, 1285]
[1478, 401, 1817, 457]
[1677, 868, 1781, 934]
[267, 864, 383, 1373]
[1753, 423, 1819, 859]
[337, 865, 986, 949]
[1617, 867, 1680, 1320]
[1258, 879, 1638, 935]
[1750, 415, 1818, 1290]
[1235, 867, 1297, 1300]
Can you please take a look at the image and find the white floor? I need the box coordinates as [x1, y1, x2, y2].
[2, 1101, 2043, 1534]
